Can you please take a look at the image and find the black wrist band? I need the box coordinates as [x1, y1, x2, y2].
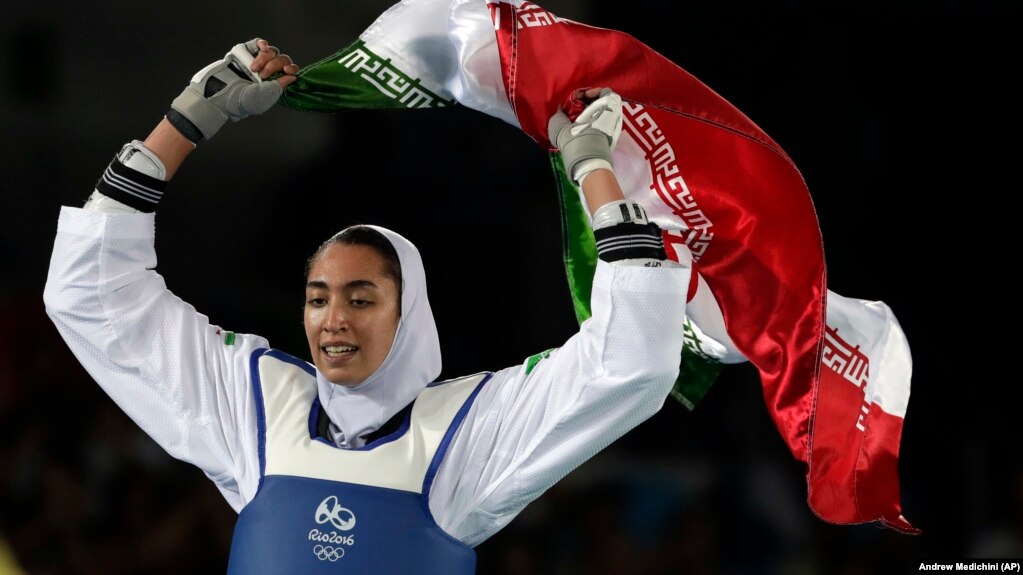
[593, 222, 667, 262]
[166, 109, 204, 143]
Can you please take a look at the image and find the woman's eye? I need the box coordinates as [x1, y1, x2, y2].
[306, 297, 327, 307]
[351, 299, 372, 307]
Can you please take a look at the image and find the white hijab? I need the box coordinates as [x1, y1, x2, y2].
[314, 225, 441, 448]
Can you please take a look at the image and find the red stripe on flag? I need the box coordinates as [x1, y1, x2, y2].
[810, 364, 917, 533]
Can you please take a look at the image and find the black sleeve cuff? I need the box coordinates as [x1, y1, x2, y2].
[94, 155, 167, 213]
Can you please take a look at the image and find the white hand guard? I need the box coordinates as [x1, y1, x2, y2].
[547, 88, 624, 183]
[169, 39, 283, 141]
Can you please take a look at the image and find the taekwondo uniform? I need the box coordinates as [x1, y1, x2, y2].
[44, 155, 691, 573]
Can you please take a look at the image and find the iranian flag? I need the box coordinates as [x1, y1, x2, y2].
[281, 0, 916, 533]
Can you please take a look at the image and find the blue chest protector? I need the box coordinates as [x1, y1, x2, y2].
[227, 349, 490, 574]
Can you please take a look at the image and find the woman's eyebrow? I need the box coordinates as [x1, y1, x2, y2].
[344, 280, 379, 290]
[305, 279, 379, 290]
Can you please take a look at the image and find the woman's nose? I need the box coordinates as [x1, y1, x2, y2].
[323, 303, 348, 332]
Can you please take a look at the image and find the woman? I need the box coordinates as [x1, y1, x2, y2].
[44, 39, 692, 573]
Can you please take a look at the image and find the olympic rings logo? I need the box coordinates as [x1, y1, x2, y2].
[313, 545, 345, 562]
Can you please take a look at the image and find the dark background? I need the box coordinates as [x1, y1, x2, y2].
[1, 1, 1019, 573]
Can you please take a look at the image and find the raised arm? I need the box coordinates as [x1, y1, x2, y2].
[430, 88, 693, 545]
[550, 87, 670, 266]
[43, 39, 298, 511]
[141, 38, 298, 178]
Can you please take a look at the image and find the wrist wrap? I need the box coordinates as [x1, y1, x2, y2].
[591, 200, 666, 262]
[593, 222, 666, 262]
[94, 145, 168, 212]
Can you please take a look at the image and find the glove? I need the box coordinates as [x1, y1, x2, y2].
[169, 39, 284, 141]
[547, 87, 623, 183]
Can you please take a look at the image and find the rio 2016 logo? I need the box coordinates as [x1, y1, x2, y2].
[310, 495, 356, 561]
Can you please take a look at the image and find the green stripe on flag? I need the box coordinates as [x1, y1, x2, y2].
[674, 318, 722, 409]
[551, 153, 720, 410]
[550, 153, 598, 325]
[281, 40, 455, 112]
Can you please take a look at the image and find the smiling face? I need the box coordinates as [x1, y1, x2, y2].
[304, 242, 401, 387]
